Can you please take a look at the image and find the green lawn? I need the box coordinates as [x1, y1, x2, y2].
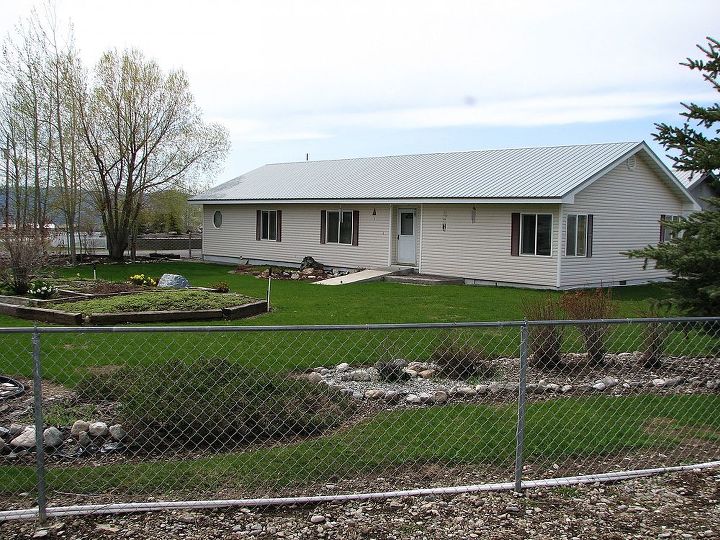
[1, 394, 717, 495]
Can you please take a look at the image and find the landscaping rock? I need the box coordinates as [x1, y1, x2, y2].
[663, 377, 685, 388]
[475, 384, 489, 394]
[0, 426, 9, 439]
[592, 382, 607, 391]
[300, 256, 324, 271]
[43, 427, 63, 447]
[706, 380, 719, 390]
[433, 391, 448, 404]
[335, 362, 350, 373]
[652, 378, 667, 387]
[9, 423, 24, 437]
[561, 385, 573, 393]
[455, 386, 477, 397]
[384, 390, 403, 403]
[364, 389, 385, 400]
[310, 514, 326, 524]
[109, 424, 127, 442]
[418, 369, 435, 379]
[71, 420, 90, 436]
[78, 432, 92, 448]
[157, 274, 190, 288]
[0, 439, 6, 453]
[599, 376, 619, 388]
[405, 394, 421, 405]
[89, 421, 109, 437]
[340, 368, 380, 382]
[307, 372, 323, 384]
[10, 427, 36, 448]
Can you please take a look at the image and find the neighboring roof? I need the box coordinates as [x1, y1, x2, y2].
[674, 168, 718, 190]
[191, 141, 696, 205]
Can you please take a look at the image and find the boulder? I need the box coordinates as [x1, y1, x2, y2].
[157, 274, 190, 288]
[78, 432, 92, 448]
[433, 391, 448, 404]
[299, 256, 324, 271]
[89, 421, 109, 437]
[405, 394, 421, 405]
[10, 427, 36, 448]
[71, 420, 91, 436]
[9, 424, 24, 437]
[109, 424, 127, 442]
[418, 369, 435, 379]
[335, 362, 350, 373]
[364, 389, 385, 400]
[43, 427, 63, 447]
[307, 372, 323, 384]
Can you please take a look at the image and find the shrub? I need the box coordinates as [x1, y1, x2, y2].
[375, 359, 409, 382]
[523, 296, 564, 369]
[79, 358, 354, 449]
[560, 288, 616, 365]
[0, 233, 50, 294]
[212, 281, 230, 293]
[128, 273, 157, 287]
[28, 280, 57, 299]
[430, 342, 495, 380]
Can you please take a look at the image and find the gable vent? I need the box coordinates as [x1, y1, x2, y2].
[626, 155, 637, 170]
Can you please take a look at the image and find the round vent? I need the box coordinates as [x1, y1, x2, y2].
[626, 156, 637, 170]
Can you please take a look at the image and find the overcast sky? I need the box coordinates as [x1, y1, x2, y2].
[1, 0, 718, 186]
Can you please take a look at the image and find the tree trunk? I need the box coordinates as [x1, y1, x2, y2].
[107, 231, 128, 261]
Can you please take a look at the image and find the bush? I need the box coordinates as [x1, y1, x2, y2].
[128, 273, 157, 287]
[431, 342, 495, 380]
[560, 288, 616, 365]
[28, 280, 57, 299]
[78, 358, 354, 449]
[0, 233, 50, 294]
[375, 359, 409, 382]
[523, 296, 564, 369]
[212, 281, 230, 293]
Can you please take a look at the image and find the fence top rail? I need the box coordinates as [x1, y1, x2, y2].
[0, 316, 717, 334]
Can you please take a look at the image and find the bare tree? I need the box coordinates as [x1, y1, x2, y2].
[78, 49, 229, 261]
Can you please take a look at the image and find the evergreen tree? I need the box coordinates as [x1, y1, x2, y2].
[627, 37, 720, 316]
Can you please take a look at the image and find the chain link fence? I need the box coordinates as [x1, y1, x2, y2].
[0, 317, 718, 520]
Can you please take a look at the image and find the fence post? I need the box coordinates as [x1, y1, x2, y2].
[31, 327, 48, 523]
[514, 321, 529, 493]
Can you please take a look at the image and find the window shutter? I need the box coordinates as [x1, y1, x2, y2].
[659, 214, 666, 242]
[352, 210, 359, 246]
[510, 213, 520, 256]
[320, 210, 327, 244]
[276, 210, 282, 242]
[586, 214, 594, 258]
[256, 210, 261, 241]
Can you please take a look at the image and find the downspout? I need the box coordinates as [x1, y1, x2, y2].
[555, 204, 563, 289]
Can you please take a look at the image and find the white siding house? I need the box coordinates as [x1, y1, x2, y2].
[191, 142, 699, 289]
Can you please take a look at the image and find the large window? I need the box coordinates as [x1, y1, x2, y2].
[520, 213, 552, 256]
[261, 210, 277, 240]
[327, 210, 353, 244]
[566, 214, 588, 256]
[662, 214, 683, 242]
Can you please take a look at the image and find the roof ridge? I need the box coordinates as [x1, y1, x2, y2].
[264, 141, 641, 167]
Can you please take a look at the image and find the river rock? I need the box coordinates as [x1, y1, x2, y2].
[109, 424, 127, 441]
[89, 421, 109, 437]
[364, 389, 385, 400]
[10, 427, 36, 448]
[71, 420, 91, 436]
[433, 391, 448, 404]
[307, 372, 323, 384]
[157, 274, 190, 288]
[43, 427, 63, 447]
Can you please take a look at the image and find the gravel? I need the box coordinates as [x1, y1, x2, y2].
[1, 469, 718, 539]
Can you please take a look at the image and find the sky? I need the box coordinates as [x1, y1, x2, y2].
[1, 0, 718, 187]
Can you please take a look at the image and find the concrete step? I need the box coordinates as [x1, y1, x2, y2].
[383, 274, 464, 286]
[314, 268, 395, 285]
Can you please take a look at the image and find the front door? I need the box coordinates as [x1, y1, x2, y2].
[397, 208, 416, 264]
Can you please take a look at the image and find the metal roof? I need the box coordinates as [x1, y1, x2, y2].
[674, 168, 716, 190]
[191, 141, 663, 203]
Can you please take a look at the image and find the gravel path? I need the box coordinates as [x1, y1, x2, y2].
[1, 469, 718, 539]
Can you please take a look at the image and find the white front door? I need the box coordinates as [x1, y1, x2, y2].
[397, 208, 416, 264]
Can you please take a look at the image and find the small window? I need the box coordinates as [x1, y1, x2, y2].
[213, 211, 222, 228]
[327, 210, 353, 244]
[662, 215, 683, 242]
[521, 213, 552, 256]
[261, 210, 277, 240]
[566, 214, 588, 256]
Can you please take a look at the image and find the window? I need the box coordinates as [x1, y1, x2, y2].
[213, 211, 222, 228]
[326, 210, 353, 244]
[662, 215, 683, 242]
[260, 210, 277, 240]
[566, 214, 588, 256]
[520, 213, 552, 256]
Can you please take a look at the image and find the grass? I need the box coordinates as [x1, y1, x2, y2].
[49, 290, 256, 315]
[1, 394, 717, 495]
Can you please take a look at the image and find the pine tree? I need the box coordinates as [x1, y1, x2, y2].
[627, 37, 720, 316]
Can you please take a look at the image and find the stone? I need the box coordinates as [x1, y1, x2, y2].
[404, 369, 418, 378]
[341, 368, 380, 382]
[32, 530, 49, 538]
[652, 378, 667, 387]
[290, 272, 300, 280]
[299, 256, 324, 271]
[475, 384, 489, 394]
[384, 391, 403, 403]
[95, 524, 120, 533]
[335, 362, 350, 373]
[417, 392, 433, 403]
[364, 389, 385, 400]
[455, 386, 477, 397]
[0, 426, 9, 439]
[10, 427, 36, 448]
[43, 427, 63, 447]
[600, 376, 619, 388]
[561, 385, 573, 393]
[592, 382, 607, 391]
[89, 421, 109, 437]
[418, 369, 436, 379]
[0, 439, 6, 453]
[9, 423, 24, 436]
[545, 383, 561, 392]
[78, 432, 92, 448]
[405, 394, 421, 404]
[71, 420, 90, 436]
[351, 391, 363, 400]
[310, 514, 326, 524]
[663, 377, 685, 387]
[157, 273, 190, 288]
[706, 380, 719, 390]
[433, 391, 448, 404]
[109, 424, 127, 441]
[488, 382, 505, 394]
[307, 372, 323, 384]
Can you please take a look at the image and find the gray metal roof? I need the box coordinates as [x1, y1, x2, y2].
[191, 141, 650, 203]
[674, 168, 716, 190]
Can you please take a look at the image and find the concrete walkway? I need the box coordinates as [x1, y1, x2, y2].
[314, 268, 395, 285]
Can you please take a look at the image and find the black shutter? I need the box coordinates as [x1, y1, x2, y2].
[276, 210, 282, 242]
[586, 214, 593, 258]
[351, 210, 359, 246]
[320, 210, 326, 244]
[510, 213, 520, 256]
[256, 210, 261, 241]
[659, 214, 666, 243]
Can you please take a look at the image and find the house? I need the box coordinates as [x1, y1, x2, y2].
[190, 141, 699, 289]
[674, 169, 719, 211]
